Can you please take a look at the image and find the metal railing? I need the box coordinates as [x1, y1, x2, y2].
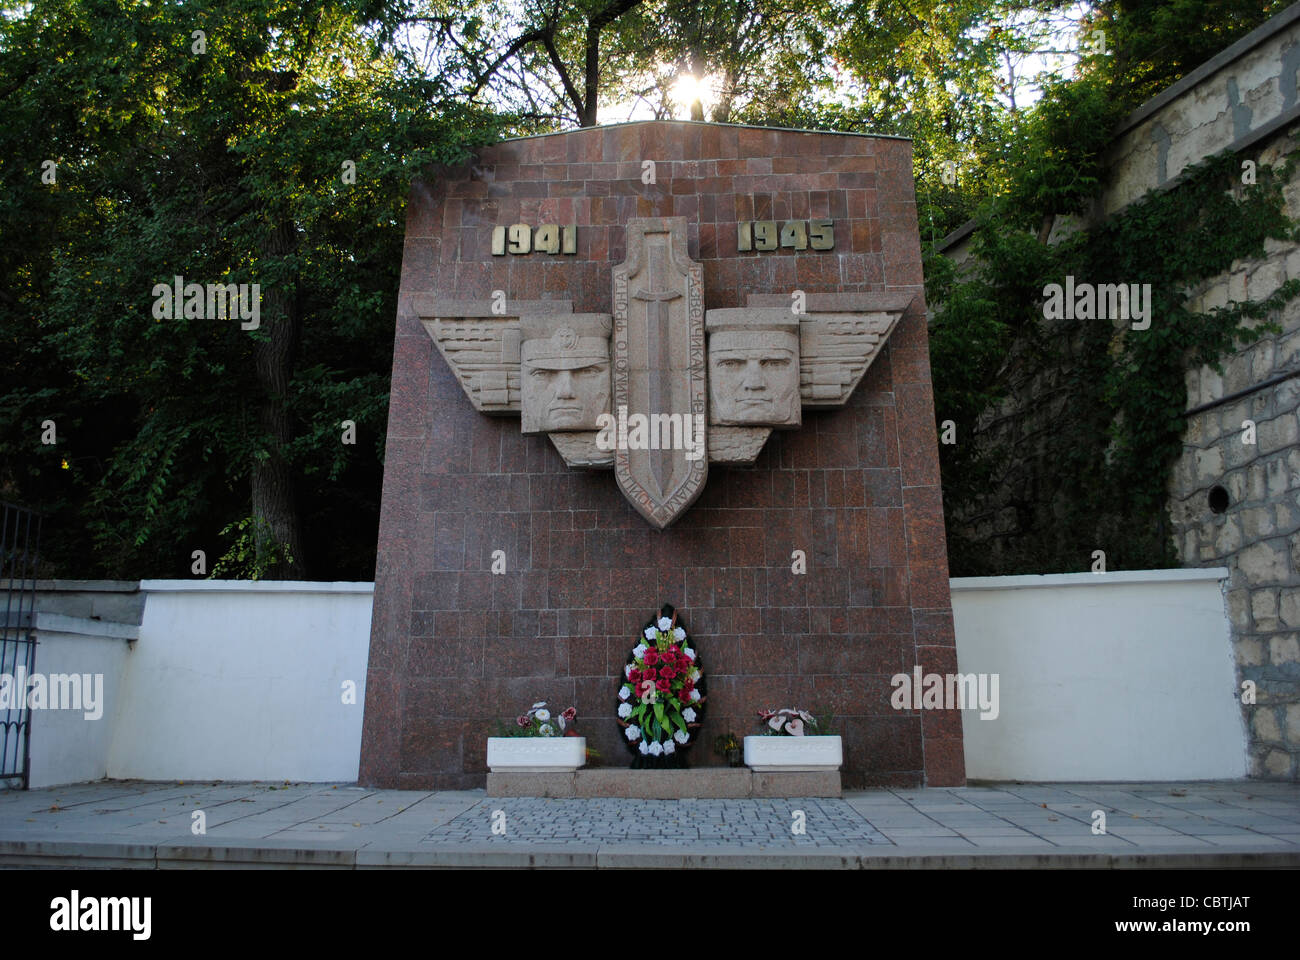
[1, 502, 41, 789]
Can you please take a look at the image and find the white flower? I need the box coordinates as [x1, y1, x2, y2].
[657, 617, 672, 631]
[683, 647, 695, 661]
[557, 715, 566, 732]
[673, 729, 689, 744]
[633, 643, 647, 659]
[625, 724, 641, 742]
[531, 701, 547, 710]
[682, 707, 697, 722]
[625, 664, 633, 678]
[618, 685, 631, 702]
[533, 708, 551, 722]
[662, 739, 676, 755]
[673, 627, 686, 641]
[690, 689, 701, 701]
[638, 740, 650, 755]
[538, 723, 554, 736]
[643, 627, 657, 640]
[617, 703, 633, 719]
[689, 668, 700, 681]
[649, 740, 664, 756]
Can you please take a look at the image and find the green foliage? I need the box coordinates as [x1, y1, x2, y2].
[210, 516, 297, 580]
[1098, 0, 1291, 105]
[1000, 76, 1128, 227]
[0, 0, 506, 578]
[928, 0, 1296, 575]
[934, 151, 1299, 575]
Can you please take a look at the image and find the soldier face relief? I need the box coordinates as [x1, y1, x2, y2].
[520, 321, 612, 434]
[708, 330, 801, 426]
[522, 359, 611, 432]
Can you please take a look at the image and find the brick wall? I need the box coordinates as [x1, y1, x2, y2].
[359, 120, 961, 790]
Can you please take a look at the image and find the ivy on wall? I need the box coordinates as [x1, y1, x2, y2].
[928, 149, 1300, 576]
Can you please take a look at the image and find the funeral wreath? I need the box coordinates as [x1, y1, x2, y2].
[616, 603, 705, 768]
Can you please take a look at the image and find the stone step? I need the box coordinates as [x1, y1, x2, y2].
[486, 767, 841, 798]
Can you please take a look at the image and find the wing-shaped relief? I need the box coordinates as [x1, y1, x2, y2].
[414, 257, 914, 526]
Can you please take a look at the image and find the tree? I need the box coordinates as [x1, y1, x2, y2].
[0, 0, 504, 578]
[403, 0, 646, 128]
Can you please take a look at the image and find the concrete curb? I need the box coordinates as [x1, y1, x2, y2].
[0, 838, 159, 869]
[4, 836, 1298, 869]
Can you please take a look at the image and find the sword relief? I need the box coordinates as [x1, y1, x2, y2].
[611, 218, 709, 529]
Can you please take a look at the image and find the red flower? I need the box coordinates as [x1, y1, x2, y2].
[561, 706, 577, 722]
[656, 677, 670, 692]
[660, 663, 677, 680]
[642, 667, 657, 681]
[644, 649, 659, 666]
[629, 668, 642, 684]
[516, 715, 531, 728]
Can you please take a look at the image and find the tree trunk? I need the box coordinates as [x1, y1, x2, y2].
[689, 49, 706, 121]
[581, 22, 601, 126]
[251, 218, 306, 578]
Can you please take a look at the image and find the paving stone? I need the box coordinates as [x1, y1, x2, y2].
[5, 780, 1300, 866]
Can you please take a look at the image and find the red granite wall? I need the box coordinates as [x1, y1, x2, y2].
[359, 120, 963, 790]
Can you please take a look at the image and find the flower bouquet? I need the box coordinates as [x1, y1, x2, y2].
[616, 603, 705, 768]
[499, 701, 578, 738]
[486, 700, 586, 772]
[757, 707, 827, 736]
[744, 706, 842, 771]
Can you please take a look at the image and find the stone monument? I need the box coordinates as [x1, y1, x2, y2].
[360, 121, 963, 789]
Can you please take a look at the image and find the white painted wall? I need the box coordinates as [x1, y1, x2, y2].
[951, 568, 1247, 781]
[106, 581, 372, 783]
[21, 571, 1248, 786]
[26, 619, 133, 790]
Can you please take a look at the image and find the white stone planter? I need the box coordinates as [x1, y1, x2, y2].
[743, 735, 843, 771]
[486, 736, 587, 772]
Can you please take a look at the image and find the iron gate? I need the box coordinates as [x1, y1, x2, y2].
[1, 502, 41, 789]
